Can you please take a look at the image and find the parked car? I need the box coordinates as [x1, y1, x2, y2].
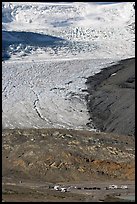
[121, 185, 128, 189]
[54, 185, 60, 191]
[108, 185, 118, 189]
[60, 187, 67, 192]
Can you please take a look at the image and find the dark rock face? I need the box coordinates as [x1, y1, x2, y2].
[86, 58, 135, 136]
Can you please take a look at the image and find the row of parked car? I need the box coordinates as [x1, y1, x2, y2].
[49, 184, 128, 193]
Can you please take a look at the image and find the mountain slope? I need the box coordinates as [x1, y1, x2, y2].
[86, 57, 135, 136]
[2, 128, 135, 182]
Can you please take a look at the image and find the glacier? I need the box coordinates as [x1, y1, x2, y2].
[2, 2, 135, 129]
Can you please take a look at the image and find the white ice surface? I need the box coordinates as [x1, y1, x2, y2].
[2, 2, 135, 60]
[2, 2, 135, 129]
[3, 58, 116, 129]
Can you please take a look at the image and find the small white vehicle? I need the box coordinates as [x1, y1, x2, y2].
[60, 187, 67, 192]
[108, 185, 118, 189]
[54, 185, 60, 191]
[121, 185, 128, 189]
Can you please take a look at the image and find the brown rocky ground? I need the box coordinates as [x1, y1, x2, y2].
[2, 128, 135, 202]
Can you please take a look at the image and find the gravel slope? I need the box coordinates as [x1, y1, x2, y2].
[2, 128, 135, 182]
[86, 57, 135, 136]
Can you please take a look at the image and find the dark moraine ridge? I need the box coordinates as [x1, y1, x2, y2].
[86, 57, 135, 136]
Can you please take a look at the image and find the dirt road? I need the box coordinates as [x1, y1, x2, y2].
[2, 177, 135, 202]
